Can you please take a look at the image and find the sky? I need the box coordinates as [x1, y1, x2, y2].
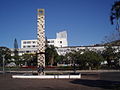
[0, 0, 116, 48]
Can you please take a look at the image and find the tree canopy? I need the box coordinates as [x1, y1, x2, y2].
[110, 1, 120, 31]
[45, 45, 59, 66]
[0, 47, 11, 66]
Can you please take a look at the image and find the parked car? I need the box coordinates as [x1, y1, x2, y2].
[6, 62, 16, 67]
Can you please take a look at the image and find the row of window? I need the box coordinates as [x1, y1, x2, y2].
[23, 41, 37, 44]
[23, 45, 38, 48]
[19, 50, 36, 53]
[47, 40, 54, 43]
[47, 41, 62, 44]
[23, 40, 63, 44]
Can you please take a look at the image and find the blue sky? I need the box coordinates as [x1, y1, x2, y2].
[0, 0, 116, 48]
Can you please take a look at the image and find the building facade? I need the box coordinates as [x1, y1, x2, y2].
[21, 40, 38, 48]
[21, 31, 68, 49]
[11, 45, 106, 56]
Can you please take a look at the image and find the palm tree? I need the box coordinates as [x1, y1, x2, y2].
[45, 45, 58, 66]
[110, 1, 120, 32]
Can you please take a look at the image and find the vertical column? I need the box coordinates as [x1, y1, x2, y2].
[37, 9, 45, 67]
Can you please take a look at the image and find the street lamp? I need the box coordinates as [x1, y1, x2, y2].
[2, 55, 5, 74]
[73, 61, 76, 74]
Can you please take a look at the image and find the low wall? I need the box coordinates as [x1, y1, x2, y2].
[12, 74, 81, 79]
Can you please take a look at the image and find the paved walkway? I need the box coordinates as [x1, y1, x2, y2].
[0, 72, 120, 90]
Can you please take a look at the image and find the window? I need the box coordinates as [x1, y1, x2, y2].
[27, 41, 31, 44]
[27, 46, 31, 48]
[47, 41, 50, 43]
[60, 41, 62, 43]
[32, 45, 35, 47]
[32, 41, 36, 43]
[23, 46, 26, 48]
[19, 51, 24, 53]
[26, 51, 30, 53]
[23, 41, 26, 44]
[51, 40, 54, 43]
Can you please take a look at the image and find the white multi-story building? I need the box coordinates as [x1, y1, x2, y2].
[47, 31, 68, 47]
[12, 31, 115, 56]
[18, 31, 68, 55]
[21, 31, 68, 49]
[21, 40, 38, 48]
[11, 45, 106, 56]
[56, 45, 105, 56]
[54, 31, 68, 47]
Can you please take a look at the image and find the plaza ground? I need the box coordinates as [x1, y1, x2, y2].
[0, 71, 120, 90]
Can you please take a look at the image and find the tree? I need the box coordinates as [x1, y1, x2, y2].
[64, 50, 81, 65]
[108, 1, 120, 69]
[14, 38, 18, 56]
[45, 45, 59, 66]
[65, 50, 104, 70]
[76, 50, 104, 70]
[110, 1, 120, 32]
[102, 33, 120, 44]
[21, 53, 37, 66]
[54, 55, 64, 64]
[13, 38, 19, 65]
[102, 1, 120, 46]
[102, 45, 116, 67]
[0, 47, 11, 66]
[115, 48, 120, 68]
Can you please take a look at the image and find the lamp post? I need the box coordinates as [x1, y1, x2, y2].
[73, 61, 76, 74]
[2, 55, 5, 74]
[119, 59, 120, 66]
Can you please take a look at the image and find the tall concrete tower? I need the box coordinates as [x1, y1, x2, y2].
[37, 9, 45, 67]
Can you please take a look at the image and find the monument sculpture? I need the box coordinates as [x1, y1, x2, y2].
[12, 9, 81, 79]
[37, 9, 45, 74]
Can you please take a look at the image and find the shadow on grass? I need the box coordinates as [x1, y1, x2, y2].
[70, 79, 120, 89]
